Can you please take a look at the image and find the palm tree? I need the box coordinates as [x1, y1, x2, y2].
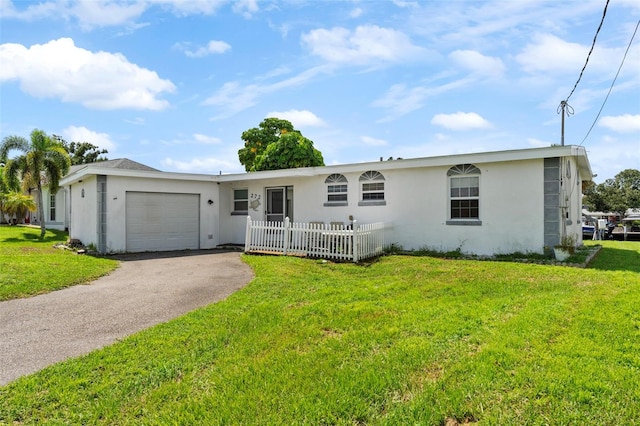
[0, 129, 70, 237]
[4, 191, 37, 225]
[0, 161, 8, 224]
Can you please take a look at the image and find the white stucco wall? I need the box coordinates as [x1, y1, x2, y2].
[37, 186, 68, 231]
[67, 175, 219, 252]
[218, 158, 547, 255]
[106, 176, 219, 252]
[68, 175, 98, 247]
[28, 186, 68, 231]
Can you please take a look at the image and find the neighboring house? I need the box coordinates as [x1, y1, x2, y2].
[58, 145, 593, 256]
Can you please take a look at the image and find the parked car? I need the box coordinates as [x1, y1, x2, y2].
[582, 217, 596, 239]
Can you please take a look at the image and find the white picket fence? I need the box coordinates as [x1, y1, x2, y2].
[244, 217, 386, 262]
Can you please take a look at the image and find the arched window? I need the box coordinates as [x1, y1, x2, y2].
[447, 164, 481, 224]
[359, 171, 386, 206]
[324, 174, 348, 206]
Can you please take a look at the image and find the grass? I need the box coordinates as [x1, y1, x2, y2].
[0, 225, 119, 301]
[0, 241, 638, 424]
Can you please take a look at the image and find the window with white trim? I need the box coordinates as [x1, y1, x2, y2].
[50, 193, 56, 221]
[447, 164, 481, 225]
[359, 170, 386, 206]
[324, 174, 348, 206]
[233, 188, 248, 214]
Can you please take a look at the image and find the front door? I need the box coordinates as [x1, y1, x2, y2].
[266, 187, 286, 222]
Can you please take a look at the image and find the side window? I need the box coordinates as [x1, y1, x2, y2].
[358, 170, 386, 206]
[50, 193, 56, 221]
[324, 173, 348, 206]
[233, 189, 248, 214]
[447, 164, 481, 225]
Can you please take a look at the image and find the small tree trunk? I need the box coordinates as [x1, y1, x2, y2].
[37, 181, 46, 238]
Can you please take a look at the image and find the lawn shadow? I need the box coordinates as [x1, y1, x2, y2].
[23, 233, 67, 243]
[1, 232, 66, 244]
[105, 248, 240, 262]
[587, 246, 640, 273]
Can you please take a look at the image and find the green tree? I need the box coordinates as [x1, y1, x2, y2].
[1, 129, 71, 237]
[238, 118, 324, 171]
[53, 135, 108, 165]
[584, 169, 640, 216]
[4, 191, 37, 225]
[254, 131, 325, 171]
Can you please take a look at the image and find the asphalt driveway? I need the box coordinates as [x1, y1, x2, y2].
[0, 250, 253, 386]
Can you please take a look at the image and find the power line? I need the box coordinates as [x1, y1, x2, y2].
[580, 19, 640, 146]
[557, 0, 610, 145]
[565, 0, 610, 102]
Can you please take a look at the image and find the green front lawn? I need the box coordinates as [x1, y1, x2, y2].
[0, 225, 118, 301]
[1, 240, 638, 424]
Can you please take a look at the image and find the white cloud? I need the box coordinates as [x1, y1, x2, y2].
[515, 33, 640, 78]
[203, 66, 330, 120]
[431, 112, 492, 131]
[193, 133, 222, 144]
[372, 77, 473, 122]
[516, 34, 590, 74]
[1, 0, 255, 29]
[0, 0, 147, 29]
[584, 135, 640, 183]
[175, 40, 231, 58]
[255, 66, 291, 81]
[124, 117, 146, 125]
[71, 0, 148, 30]
[202, 81, 261, 119]
[60, 126, 116, 152]
[144, 0, 227, 16]
[361, 136, 388, 146]
[231, 0, 259, 18]
[0, 38, 176, 110]
[301, 25, 427, 66]
[599, 114, 640, 133]
[449, 50, 505, 77]
[350, 8, 363, 18]
[162, 156, 239, 173]
[266, 110, 326, 128]
[148, 0, 256, 18]
[392, 0, 419, 7]
[0, 0, 61, 20]
[527, 138, 552, 148]
[372, 84, 429, 120]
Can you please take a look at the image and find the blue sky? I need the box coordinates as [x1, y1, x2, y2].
[1, 0, 638, 183]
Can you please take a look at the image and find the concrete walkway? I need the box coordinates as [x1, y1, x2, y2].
[0, 250, 253, 386]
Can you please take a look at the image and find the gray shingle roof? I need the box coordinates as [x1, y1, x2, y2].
[68, 158, 158, 175]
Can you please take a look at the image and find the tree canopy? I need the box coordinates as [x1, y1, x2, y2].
[53, 135, 108, 165]
[583, 169, 640, 216]
[1, 129, 71, 237]
[238, 118, 324, 171]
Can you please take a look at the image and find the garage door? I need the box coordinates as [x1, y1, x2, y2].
[126, 192, 200, 252]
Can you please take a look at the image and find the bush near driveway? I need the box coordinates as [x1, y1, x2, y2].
[0, 225, 118, 301]
[1, 241, 638, 424]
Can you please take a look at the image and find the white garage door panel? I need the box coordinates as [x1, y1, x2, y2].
[126, 192, 200, 252]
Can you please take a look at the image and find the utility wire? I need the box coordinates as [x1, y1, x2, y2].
[565, 0, 610, 102]
[580, 19, 640, 146]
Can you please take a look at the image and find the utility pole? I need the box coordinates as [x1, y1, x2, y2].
[557, 100, 574, 146]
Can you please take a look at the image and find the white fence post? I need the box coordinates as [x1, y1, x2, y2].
[353, 220, 359, 263]
[244, 216, 252, 252]
[283, 217, 290, 255]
